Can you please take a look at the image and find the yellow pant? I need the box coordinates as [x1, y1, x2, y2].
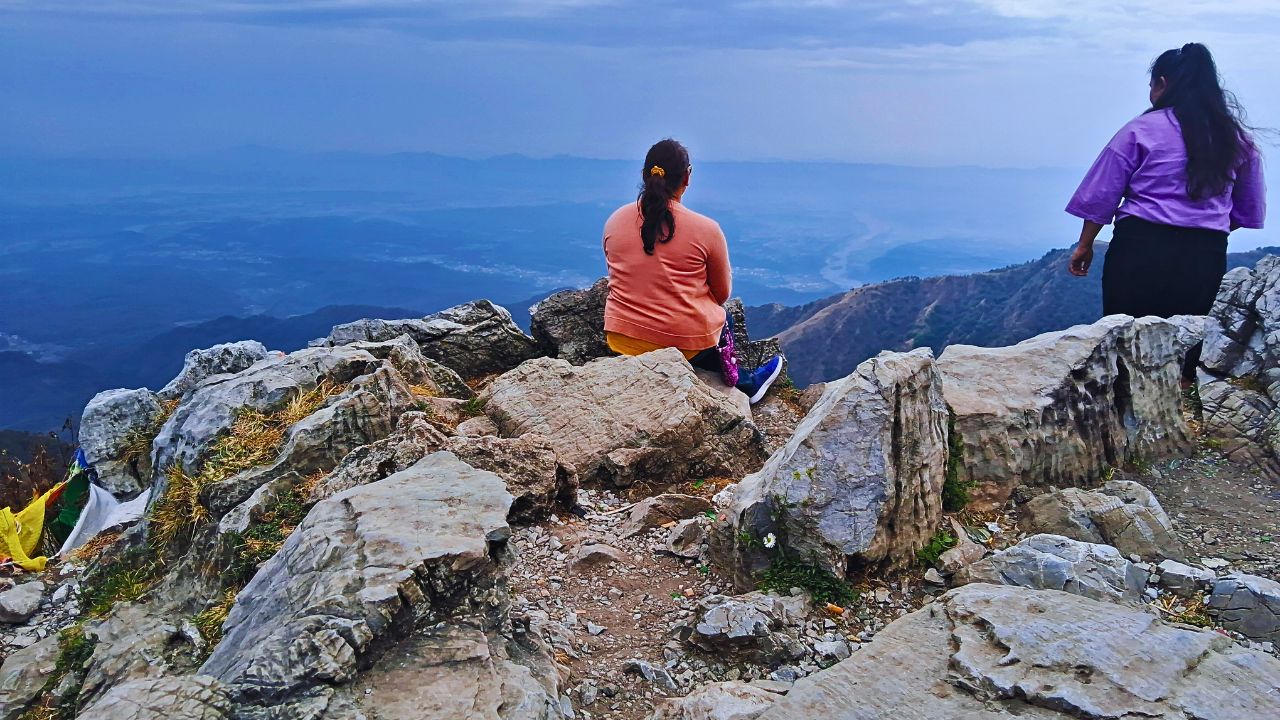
[605, 332, 703, 360]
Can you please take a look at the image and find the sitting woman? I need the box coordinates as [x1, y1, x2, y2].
[603, 138, 783, 403]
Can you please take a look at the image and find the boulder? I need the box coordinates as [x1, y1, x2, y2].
[1157, 559, 1216, 598]
[529, 278, 613, 365]
[446, 434, 578, 522]
[716, 349, 947, 587]
[955, 534, 1148, 604]
[76, 676, 234, 720]
[456, 415, 500, 437]
[665, 518, 708, 559]
[79, 387, 163, 495]
[1201, 256, 1280, 384]
[346, 334, 474, 399]
[0, 634, 59, 718]
[481, 349, 767, 488]
[938, 315, 1200, 508]
[756, 583, 1280, 720]
[619, 494, 712, 538]
[650, 680, 778, 720]
[1019, 481, 1184, 561]
[159, 341, 271, 400]
[322, 300, 540, 379]
[569, 543, 632, 571]
[199, 452, 514, 709]
[0, 581, 43, 624]
[1198, 379, 1280, 473]
[1208, 573, 1280, 644]
[687, 592, 808, 657]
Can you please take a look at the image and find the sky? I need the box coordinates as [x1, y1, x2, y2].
[2, 1, 1279, 168]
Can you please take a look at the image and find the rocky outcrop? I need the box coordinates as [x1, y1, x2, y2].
[321, 300, 540, 379]
[1019, 481, 1185, 561]
[0, 634, 59, 719]
[955, 534, 1147, 604]
[80, 387, 163, 495]
[938, 315, 1200, 507]
[159, 341, 271, 401]
[77, 676, 233, 720]
[530, 278, 612, 365]
[199, 453, 528, 712]
[1199, 380, 1280, 473]
[481, 349, 767, 488]
[1156, 559, 1216, 598]
[650, 681, 778, 720]
[1208, 573, 1280, 645]
[445, 434, 578, 523]
[308, 412, 448, 502]
[715, 349, 947, 586]
[756, 583, 1280, 720]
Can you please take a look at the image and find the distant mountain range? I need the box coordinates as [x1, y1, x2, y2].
[748, 244, 1280, 387]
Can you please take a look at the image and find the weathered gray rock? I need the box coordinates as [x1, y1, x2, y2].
[716, 349, 947, 587]
[650, 680, 778, 720]
[0, 581, 43, 624]
[666, 518, 707, 559]
[624, 659, 679, 694]
[955, 534, 1147, 604]
[345, 626, 560, 720]
[78, 604, 191, 708]
[1157, 559, 1216, 598]
[77, 676, 234, 720]
[152, 345, 383, 476]
[620, 494, 712, 538]
[570, 543, 632, 571]
[200, 452, 514, 708]
[1208, 573, 1280, 644]
[456, 415, 500, 437]
[938, 315, 1200, 508]
[530, 278, 613, 365]
[159, 341, 271, 400]
[689, 592, 808, 653]
[1199, 379, 1280, 473]
[1020, 482, 1185, 561]
[757, 583, 1280, 720]
[308, 412, 448, 502]
[322, 300, 540, 379]
[80, 387, 163, 495]
[346, 334, 474, 399]
[446, 434, 578, 522]
[482, 349, 767, 488]
[0, 634, 59, 718]
[1202, 256, 1280, 384]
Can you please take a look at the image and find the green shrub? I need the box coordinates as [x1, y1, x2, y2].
[916, 530, 957, 567]
[942, 411, 974, 511]
[758, 550, 857, 606]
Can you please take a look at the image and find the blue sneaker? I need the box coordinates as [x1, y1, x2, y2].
[737, 355, 784, 404]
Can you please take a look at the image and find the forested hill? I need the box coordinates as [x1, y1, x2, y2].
[749, 244, 1280, 387]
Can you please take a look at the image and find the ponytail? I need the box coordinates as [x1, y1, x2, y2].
[1149, 42, 1250, 200]
[637, 139, 690, 255]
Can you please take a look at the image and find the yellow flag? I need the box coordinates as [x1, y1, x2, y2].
[0, 483, 65, 572]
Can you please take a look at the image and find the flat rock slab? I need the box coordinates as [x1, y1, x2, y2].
[1209, 573, 1280, 644]
[758, 583, 1280, 720]
[650, 680, 778, 720]
[200, 452, 513, 707]
[938, 315, 1199, 508]
[77, 676, 234, 720]
[482, 348, 766, 488]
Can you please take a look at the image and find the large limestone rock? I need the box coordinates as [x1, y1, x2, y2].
[77, 676, 233, 720]
[530, 278, 612, 365]
[938, 315, 1200, 508]
[151, 345, 383, 475]
[199, 452, 515, 709]
[347, 334, 474, 399]
[1199, 380, 1280, 473]
[80, 387, 163, 495]
[308, 412, 448, 502]
[1208, 573, 1280, 644]
[756, 583, 1280, 720]
[321, 300, 540, 378]
[445, 434, 579, 523]
[955, 534, 1148, 604]
[1019, 481, 1185, 562]
[0, 634, 60, 719]
[481, 349, 767, 488]
[650, 681, 778, 720]
[716, 349, 947, 586]
[159, 341, 271, 400]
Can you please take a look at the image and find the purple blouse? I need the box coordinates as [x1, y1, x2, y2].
[1066, 108, 1266, 232]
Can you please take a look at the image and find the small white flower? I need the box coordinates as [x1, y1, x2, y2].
[763, 533, 777, 549]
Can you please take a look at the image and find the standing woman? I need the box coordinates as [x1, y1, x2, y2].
[603, 138, 783, 403]
[1066, 43, 1266, 378]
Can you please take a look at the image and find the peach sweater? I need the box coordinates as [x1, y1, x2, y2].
[602, 201, 731, 350]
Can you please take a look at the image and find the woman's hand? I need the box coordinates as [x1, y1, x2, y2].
[1068, 244, 1094, 276]
[1068, 220, 1103, 277]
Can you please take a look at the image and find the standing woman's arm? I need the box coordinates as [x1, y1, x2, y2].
[706, 224, 733, 304]
[1065, 130, 1139, 276]
[1230, 146, 1267, 231]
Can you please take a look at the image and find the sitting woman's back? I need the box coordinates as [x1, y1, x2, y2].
[603, 139, 731, 356]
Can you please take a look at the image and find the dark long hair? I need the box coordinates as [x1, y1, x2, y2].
[637, 139, 690, 255]
[1149, 43, 1251, 200]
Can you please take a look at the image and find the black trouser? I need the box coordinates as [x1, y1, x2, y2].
[1102, 216, 1228, 379]
[689, 314, 732, 374]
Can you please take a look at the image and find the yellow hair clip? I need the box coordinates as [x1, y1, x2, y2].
[649, 165, 665, 178]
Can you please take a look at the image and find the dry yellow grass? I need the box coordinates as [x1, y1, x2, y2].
[1155, 593, 1214, 627]
[193, 589, 238, 646]
[151, 381, 342, 550]
[119, 397, 181, 467]
[409, 384, 439, 398]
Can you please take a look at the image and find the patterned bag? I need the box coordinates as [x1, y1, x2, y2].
[717, 320, 739, 387]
